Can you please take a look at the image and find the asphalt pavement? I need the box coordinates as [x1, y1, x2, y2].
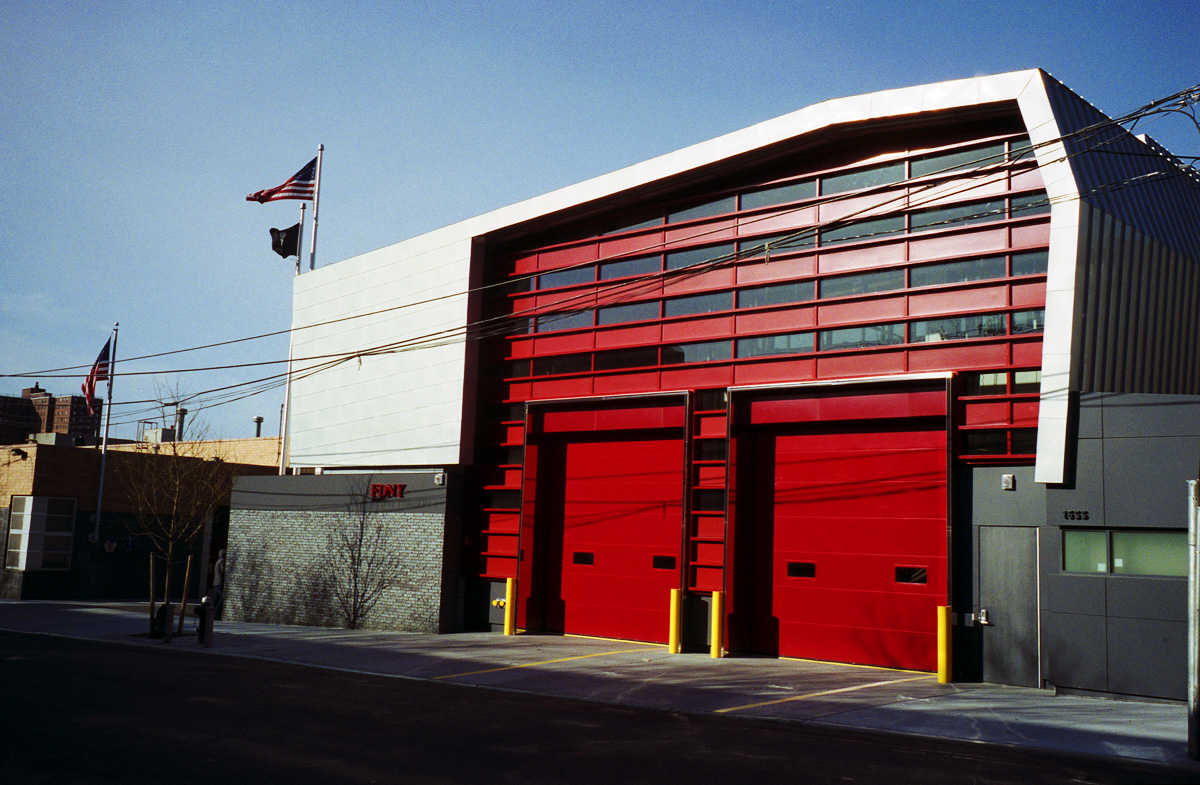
[2, 600, 1196, 773]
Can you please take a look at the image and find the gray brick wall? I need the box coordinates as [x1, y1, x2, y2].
[225, 507, 446, 632]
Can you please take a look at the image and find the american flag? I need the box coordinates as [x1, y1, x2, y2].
[82, 339, 111, 416]
[246, 157, 317, 203]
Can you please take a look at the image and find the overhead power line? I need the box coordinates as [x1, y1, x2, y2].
[5, 81, 1199, 428]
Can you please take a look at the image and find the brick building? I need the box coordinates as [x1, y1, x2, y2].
[1, 437, 279, 600]
[0, 385, 99, 445]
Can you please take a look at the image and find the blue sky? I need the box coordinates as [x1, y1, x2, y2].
[2, 0, 1197, 439]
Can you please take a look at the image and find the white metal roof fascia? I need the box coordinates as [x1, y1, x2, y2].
[299, 69, 1045, 294]
[1015, 71, 1084, 485]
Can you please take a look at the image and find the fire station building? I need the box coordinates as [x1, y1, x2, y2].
[229, 69, 1200, 701]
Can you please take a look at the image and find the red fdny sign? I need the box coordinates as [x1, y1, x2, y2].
[368, 483, 406, 499]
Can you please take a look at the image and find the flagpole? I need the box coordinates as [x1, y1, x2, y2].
[308, 144, 323, 272]
[90, 322, 118, 544]
[279, 205, 304, 475]
[295, 203, 305, 276]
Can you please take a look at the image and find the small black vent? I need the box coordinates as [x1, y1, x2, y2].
[787, 562, 816, 578]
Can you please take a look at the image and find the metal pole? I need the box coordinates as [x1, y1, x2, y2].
[278, 205, 303, 475]
[279, 334, 294, 477]
[91, 323, 118, 544]
[308, 144, 323, 272]
[1188, 479, 1199, 759]
[294, 203, 305, 276]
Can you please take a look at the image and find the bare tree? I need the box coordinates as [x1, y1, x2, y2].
[113, 388, 234, 612]
[324, 483, 404, 629]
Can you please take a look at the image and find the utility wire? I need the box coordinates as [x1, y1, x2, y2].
[8, 82, 1199, 426]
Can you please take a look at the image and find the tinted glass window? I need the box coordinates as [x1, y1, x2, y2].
[910, 256, 1006, 288]
[601, 215, 662, 235]
[486, 490, 521, 509]
[1012, 250, 1049, 276]
[668, 196, 737, 223]
[1112, 530, 1187, 576]
[1011, 429, 1038, 454]
[911, 313, 1006, 342]
[818, 269, 904, 299]
[736, 332, 813, 358]
[818, 215, 904, 245]
[818, 323, 904, 351]
[664, 291, 732, 318]
[738, 280, 815, 309]
[963, 371, 1007, 395]
[539, 265, 594, 289]
[1012, 309, 1044, 334]
[666, 243, 736, 270]
[741, 179, 816, 210]
[821, 161, 904, 195]
[596, 301, 659, 325]
[535, 310, 593, 333]
[962, 430, 1007, 455]
[738, 231, 815, 257]
[531, 354, 592, 376]
[1063, 529, 1108, 573]
[1011, 193, 1051, 217]
[661, 341, 732, 364]
[911, 143, 1005, 178]
[695, 440, 727, 460]
[1010, 138, 1035, 162]
[594, 346, 659, 371]
[910, 199, 1006, 231]
[1012, 370, 1041, 393]
[600, 254, 660, 280]
[693, 490, 725, 511]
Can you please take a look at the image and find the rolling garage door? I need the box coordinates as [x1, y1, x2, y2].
[735, 385, 948, 670]
[537, 432, 685, 642]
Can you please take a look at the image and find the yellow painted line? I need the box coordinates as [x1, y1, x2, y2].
[435, 649, 652, 680]
[562, 633, 664, 648]
[775, 655, 929, 675]
[716, 675, 933, 713]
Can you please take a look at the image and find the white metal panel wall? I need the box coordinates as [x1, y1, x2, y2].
[1016, 71, 1080, 485]
[289, 229, 474, 467]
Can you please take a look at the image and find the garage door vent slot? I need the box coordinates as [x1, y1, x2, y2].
[787, 561, 816, 578]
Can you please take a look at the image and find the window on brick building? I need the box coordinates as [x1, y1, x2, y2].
[5, 496, 76, 571]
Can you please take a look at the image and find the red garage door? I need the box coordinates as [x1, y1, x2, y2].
[539, 434, 684, 642]
[735, 385, 948, 671]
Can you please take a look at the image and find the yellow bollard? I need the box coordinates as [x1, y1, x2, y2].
[504, 577, 516, 636]
[668, 588, 682, 653]
[937, 605, 952, 683]
[710, 590, 724, 658]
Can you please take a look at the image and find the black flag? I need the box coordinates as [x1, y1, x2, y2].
[270, 223, 301, 258]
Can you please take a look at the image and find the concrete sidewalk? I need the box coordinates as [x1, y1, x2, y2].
[2, 600, 1195, 772]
